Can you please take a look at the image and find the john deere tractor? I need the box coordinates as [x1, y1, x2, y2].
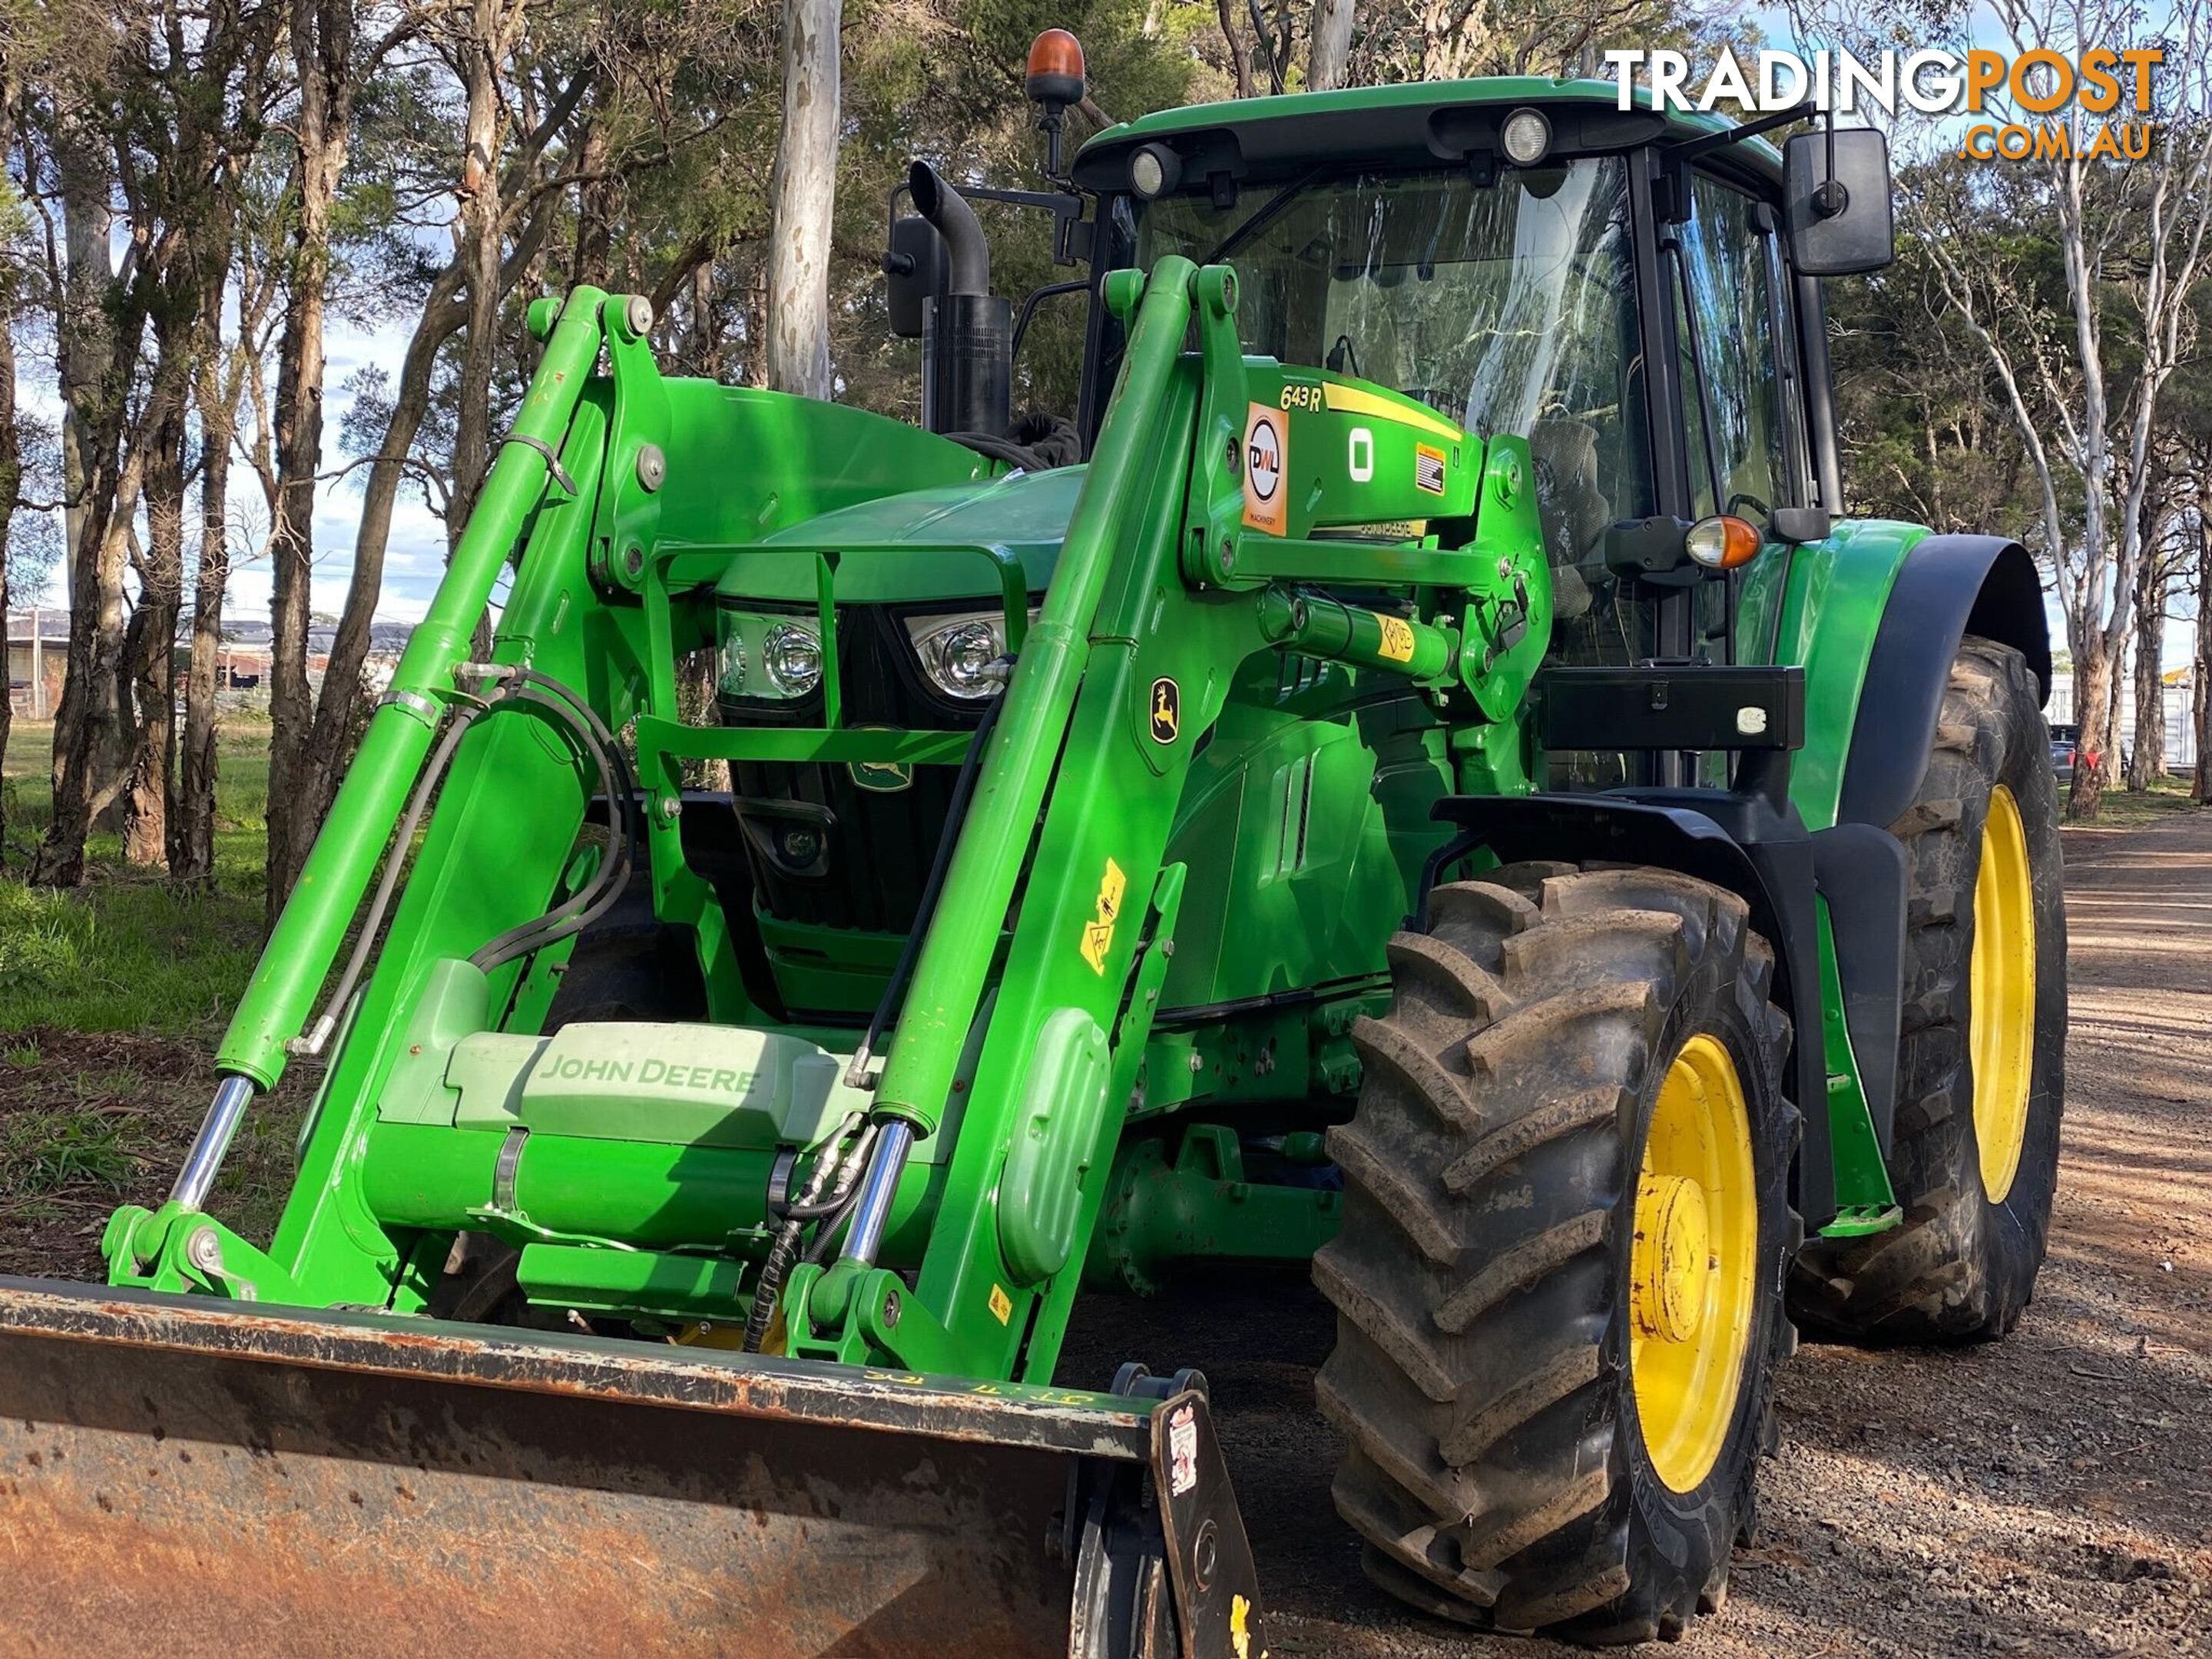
[0, 48, 2065, 1657]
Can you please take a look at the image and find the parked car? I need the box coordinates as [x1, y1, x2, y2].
[2051, 723, 2081, 777]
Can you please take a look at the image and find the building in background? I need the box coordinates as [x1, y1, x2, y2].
[2045, 661, 2199, 772]
[4, 610, 67, 720]
[5, 611, 412, 721]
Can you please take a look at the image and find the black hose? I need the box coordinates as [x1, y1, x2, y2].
[740, 1115, 875, 1351]
[846, 680, 1010, 1085]
[306, 701, 491, 1045]
[468, 689, 630, 970]
[469, 670, 642, 972]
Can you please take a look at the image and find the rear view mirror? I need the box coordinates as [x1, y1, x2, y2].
[1783, 127, 1894, 276]
[884, 215, 949, 339]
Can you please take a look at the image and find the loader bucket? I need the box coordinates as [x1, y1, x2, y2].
[0, 1279, 1265, 1659]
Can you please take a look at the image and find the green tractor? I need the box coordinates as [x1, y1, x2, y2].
[0, 53, 2066, 1657]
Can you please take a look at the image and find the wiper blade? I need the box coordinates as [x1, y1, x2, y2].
[1199, 164, 1330, 268]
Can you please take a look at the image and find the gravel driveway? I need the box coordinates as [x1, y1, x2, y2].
[1064, 810, 2212, 1657]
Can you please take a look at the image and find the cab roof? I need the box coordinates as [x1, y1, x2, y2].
[1071, 77, 1779, 194]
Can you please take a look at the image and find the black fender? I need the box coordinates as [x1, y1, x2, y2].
[1818, 534, 2048, 1174]
[1839, 535, 2049, 830]
[1426, 793, 1838, 1230]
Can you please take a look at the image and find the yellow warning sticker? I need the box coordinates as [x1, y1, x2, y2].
[1376, 614, 1416, 664]
[1078, 857, 1128, 975]
[988, 1283, 1013, 1325]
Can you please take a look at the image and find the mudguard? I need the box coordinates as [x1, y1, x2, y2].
[1836, 535, 2050, 830]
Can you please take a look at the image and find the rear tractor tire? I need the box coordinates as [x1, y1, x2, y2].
[1790, 635, 2066, 1342]
[1314, 865, 1800, 1644]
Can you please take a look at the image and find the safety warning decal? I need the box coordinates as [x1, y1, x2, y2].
[1243, 403, 1288, 534]
[1414, 442, 1447, 495]
[1079, 856, 1128, 975]
[1376, 614, 1416, 664]
[988, 1283, 1013, 1325]
[1167, 1402, 1200, 1495]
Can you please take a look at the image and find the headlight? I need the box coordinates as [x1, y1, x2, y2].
[717, 609, 821, 701]
[903, 608, 1037, 700]
[763, 622, 823, 694]
[1501, 107, 1552, 167]
[717, 630, 748, 697]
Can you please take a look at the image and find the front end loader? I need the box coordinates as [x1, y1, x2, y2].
[1, 57, 2067, 1654]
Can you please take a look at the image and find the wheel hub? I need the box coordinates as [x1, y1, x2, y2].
[1629, 1033, 1759, 1494]
[1632, 1174, 1711, 1343]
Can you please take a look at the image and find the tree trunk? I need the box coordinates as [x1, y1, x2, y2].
[2196, 515, 2211, 806]
[122, 369, 190, 868]
[2068, 631, 2111, 820]
[687, 257, 719, 377]
[2127, 562, 2167, 790]
[445, 13, 510, 552]
[1214, 0, 1254, 97]
[293, 264, 469, 827]
[34, 445, 148, 885]
[1306, 0, 1355, 89]
[265, 0, 356, 919]
[765, 0, 839, 399]
[174, 338, 234, 886]
[38, 95, 139, 866]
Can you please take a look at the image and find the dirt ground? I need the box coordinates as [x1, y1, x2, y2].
[1063, 810, 2212, 1657]
[4, 813, 2207, 1654]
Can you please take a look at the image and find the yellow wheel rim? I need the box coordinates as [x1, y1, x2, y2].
[1630, 1034, 1759, 1494]
[1971, 784, 2037, 1203]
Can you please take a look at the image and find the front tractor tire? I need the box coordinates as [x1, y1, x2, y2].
[1314, 866, 1799, 1644]
[1790, 636, 2067, 1342]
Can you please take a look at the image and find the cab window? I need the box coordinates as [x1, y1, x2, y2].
[1672, 174, 1790, 529]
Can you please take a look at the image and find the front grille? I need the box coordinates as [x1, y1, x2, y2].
[717, 605, 983, 935]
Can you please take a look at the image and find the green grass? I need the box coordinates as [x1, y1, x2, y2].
[2065, 773, 2205, 831]
[0, 723, 273, 1036]
[0, 1106, 137, 1197]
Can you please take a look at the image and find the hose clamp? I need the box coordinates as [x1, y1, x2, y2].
[493, 1127, 529, 1213]
[377, 687, 443, 726]
[503, 432, 577, 495]
[765, 1147, 800, 1222]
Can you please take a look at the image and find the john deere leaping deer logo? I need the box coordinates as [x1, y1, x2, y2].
[1150, 677, 1180, 743]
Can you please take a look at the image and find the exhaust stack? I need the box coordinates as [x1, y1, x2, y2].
[909, 161, 1012, 441]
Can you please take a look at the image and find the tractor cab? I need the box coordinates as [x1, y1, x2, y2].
[1069, 81, 1893, 673]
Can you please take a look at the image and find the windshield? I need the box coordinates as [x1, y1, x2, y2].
[1136, 160, 1655, 684]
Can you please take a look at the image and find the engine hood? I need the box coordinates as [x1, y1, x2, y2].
[714, 465, 1084, 605]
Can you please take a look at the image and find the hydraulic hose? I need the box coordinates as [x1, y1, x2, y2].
[468, 683, 638, 972]
[291, 667, 638, 1055]
[843, 680, 1011, 1089]
[743, 1120, 876, 1351]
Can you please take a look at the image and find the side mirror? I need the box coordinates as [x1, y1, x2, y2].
[1783, 126, 1894, 276]
[883, 214, 948, 339]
